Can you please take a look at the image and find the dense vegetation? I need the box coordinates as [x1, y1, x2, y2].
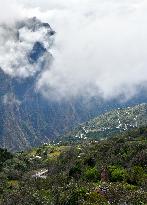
[0, 126, 147, 204]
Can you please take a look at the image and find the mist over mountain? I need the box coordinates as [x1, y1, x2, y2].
[0, 2, 147, 204]
[1, 0, 147, 100]
[0, 1, 147, 151]
[0, 17, 54, 78]
[0, 17, 114, 151]
[0, 16, 147, 151]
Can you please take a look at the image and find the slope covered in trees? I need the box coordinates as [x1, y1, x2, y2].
[0, 126, 147, 204]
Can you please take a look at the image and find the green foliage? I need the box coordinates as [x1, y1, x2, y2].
[60, 103, 147, 144]
[84, 167, 100, 182]
[0, 148, 13, 170]
[127, 166, 145, 185]
[69, 164, 82, 179]
[0, 126, 147, 204]
[85, 192, 109, 205]
[109, 166, 128, 182]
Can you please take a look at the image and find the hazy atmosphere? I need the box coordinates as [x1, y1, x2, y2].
[0, 0, 147, 100]
[1, 2, 147, 204]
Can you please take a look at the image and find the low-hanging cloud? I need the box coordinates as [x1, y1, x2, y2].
[1, 0, 147, 100]
[0, 0, 23, 24]
[0, 17, 54, 78]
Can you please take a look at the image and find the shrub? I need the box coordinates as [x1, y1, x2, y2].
[127, 166, 145, 185]
[85, 192, 109, 205]
[69, 165, 82, 179]
[109, 166, 127, 182]
[84, 167, 100, 182]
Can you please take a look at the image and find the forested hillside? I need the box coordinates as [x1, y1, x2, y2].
[0, 126, 147, 204]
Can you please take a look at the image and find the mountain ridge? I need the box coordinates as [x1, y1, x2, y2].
[1, 18, 147, 151]
[59, 103, 147, 143]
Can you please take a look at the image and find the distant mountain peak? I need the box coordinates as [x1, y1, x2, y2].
[16, 17, 55, 35]
[0, 17, 55, 78]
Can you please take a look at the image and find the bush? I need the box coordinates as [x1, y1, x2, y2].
[109, 166, 128, 182]
[127, 166, 145, 185]
[84, 167, 100, 182]
[84, 157, 96, 167]
[0, 149, 13, 170]
[69, 165, 82, 179]
[85, 192, 109, 205]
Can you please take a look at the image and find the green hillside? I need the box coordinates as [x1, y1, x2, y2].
[0, 126, 147, 204]
[59, 103, 147, 143]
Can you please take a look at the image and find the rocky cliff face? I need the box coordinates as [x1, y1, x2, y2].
[0, 67, 108, 151]
[0, 17, 103, 151]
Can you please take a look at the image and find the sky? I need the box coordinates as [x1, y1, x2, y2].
[0, 0, 147, 100]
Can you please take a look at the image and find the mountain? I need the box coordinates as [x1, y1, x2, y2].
[0, 66, 120, 151]
[0, 18, 115, 151]
[1, 17, 147, 151]
[60, 103, 147, 143]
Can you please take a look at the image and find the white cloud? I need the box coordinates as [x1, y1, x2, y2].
[0, 0, 147, 100]
[0, 0, 23, 24]
[0, 18, 54, 77]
